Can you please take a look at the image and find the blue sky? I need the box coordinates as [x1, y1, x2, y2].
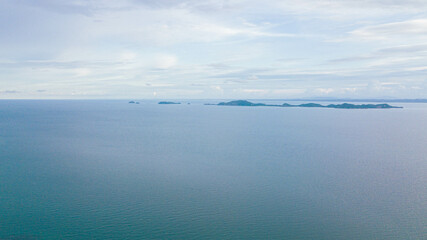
[1, 0, 427, 99]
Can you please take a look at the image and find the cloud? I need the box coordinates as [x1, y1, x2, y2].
[329, 43, 427, 73]
[2, 0, 427, 99]
[211, 86, 223, 92]
[0, 90, 19, 94]
[14, 0, 95, 16]
[272, 89, 306, 95]
[239, 89, 269, 94]
[350, 19, 427, 41]
[272, 0, 427, 19]
[333, 44, 427, 62]
[376, 44, 427, 54]
[1, 0, 295, 63]
[405, 66, 427, 71]
[315, 88, 335, 94]
[152, 54, 178, 69]
[230, 88, 306, 98]
[247, 75, 258, 80]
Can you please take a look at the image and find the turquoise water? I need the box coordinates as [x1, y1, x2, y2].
[0, 100, 426, 239]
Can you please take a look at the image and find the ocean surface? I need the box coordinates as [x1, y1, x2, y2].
[0, 100, 426, 239]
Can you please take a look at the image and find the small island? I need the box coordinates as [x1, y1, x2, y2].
[214, 100, 402, 109]
[129, 101, 140, 104]
[158, 101, 181, 105]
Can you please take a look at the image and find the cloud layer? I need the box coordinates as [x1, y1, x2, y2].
[1, 0, 427, 99]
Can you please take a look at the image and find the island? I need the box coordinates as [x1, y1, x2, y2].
[129, 101, 139, 104]
[218, 100, 267, 106]
[213, 100, 402, 109]
[158, 101, 181, 105]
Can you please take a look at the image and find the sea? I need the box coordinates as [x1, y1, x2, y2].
[0, 100, 426, 239]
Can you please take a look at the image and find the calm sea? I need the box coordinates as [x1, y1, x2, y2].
[0, 100, 426, 239]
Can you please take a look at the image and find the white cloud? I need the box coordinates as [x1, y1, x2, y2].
[247, 75, 258, 80]
[2, 0, 427, 98]
[211, 86, 223, 92]
[316, 88, 335, 94]
[74, 68, 91, 77]
[234, 88, 305, 96]
[152, 54, 177, 69]
[238, 89, 269, 94]
[350, 19, 427, 41]
[405, 66, 427, 71]
[272, 89, 305, 95]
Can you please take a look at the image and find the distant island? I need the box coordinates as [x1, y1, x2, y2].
[267, 98, 427, 103]
[129, 101, 139, 104]
[212, 100, 402, 109]
[158, 101, 181, 104]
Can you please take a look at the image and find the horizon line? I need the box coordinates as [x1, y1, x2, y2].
[1, 98, 427, 103]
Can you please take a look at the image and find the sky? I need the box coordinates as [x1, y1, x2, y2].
[1, 0, 427, 99]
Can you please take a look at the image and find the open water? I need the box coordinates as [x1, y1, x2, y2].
[0, 100, 426, 239]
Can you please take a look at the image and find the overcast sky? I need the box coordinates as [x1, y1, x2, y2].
[1, 0, 427, 99]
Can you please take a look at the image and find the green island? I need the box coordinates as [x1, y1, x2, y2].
[212, 100, 402, 109]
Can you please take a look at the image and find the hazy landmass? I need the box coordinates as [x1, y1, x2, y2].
[158, 101, 181, 105]
[261, 98, 427, 103]
[213, 100, 402, 109]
